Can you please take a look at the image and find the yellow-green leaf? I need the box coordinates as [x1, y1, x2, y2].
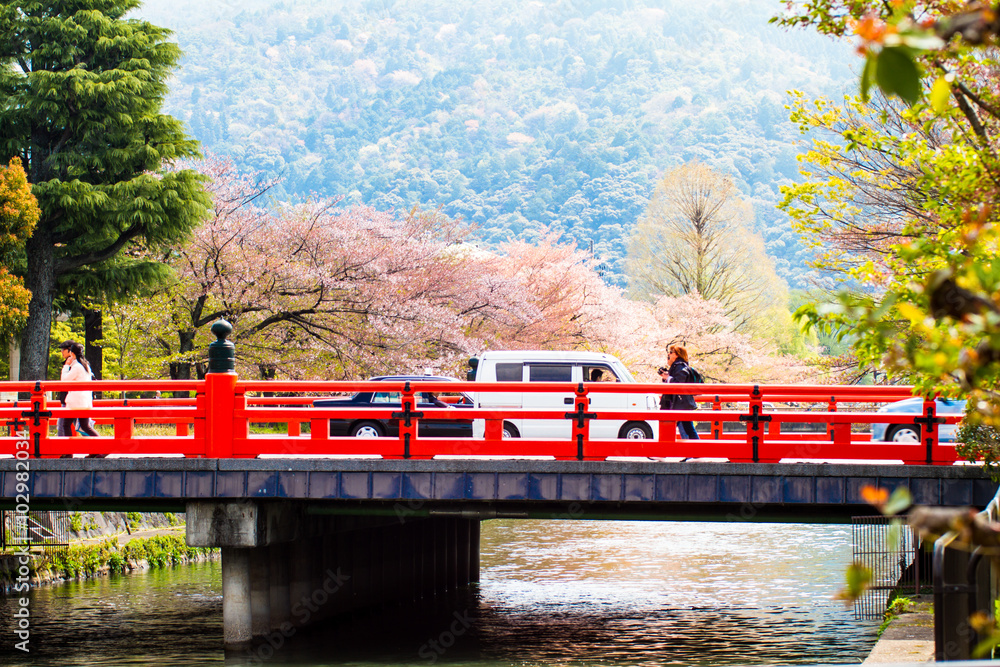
[930, 76, 951, 114]
[897, 302, 925, 325]
[884, 487, 913, 516]
[839, 562, 872, 602]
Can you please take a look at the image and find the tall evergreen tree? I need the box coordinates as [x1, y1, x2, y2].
[0, 0, 211, 380]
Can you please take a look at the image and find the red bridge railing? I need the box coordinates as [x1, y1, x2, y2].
[0, 376, 961, 464]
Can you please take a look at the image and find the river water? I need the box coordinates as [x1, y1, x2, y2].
[0, 520, 877, 666]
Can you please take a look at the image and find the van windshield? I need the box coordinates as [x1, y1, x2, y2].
[586, 366, 619, 382]
[610, 361, 636, 383]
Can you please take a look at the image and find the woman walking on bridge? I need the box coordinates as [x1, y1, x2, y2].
[659, 345, 699, 440]
[57, 340, 99, 437]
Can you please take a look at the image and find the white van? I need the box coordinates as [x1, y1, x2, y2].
[467, 350, 660, 440]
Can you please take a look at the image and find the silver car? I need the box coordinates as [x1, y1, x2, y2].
[871, 397, 966, 443]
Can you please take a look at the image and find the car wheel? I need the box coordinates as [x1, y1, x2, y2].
[619, 422, 653, 440]
[887, 425, 920, 443]
[502, 422, 520, 439]
[350, 421, 385, 438]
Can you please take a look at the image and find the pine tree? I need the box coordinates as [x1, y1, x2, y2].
[0, 0, 211, 380]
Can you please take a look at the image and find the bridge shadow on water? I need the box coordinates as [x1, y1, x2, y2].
[228, 520, 876, 666]
[238, 579, 871, 666]
[0, 521, 876, 667]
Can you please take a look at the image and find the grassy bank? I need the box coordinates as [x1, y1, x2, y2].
[1, 534, 217, 587]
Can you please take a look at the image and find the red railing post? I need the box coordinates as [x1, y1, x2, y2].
[569, 383, 592, 460]
[24, 383, 50, 458]
[193, 388, 207, 454]
[310, 417, 329, 443]
[922, 398, 940, 464]
[711, 395, 722, 440]
[830, 422, 851, 448]
[827, 395, 837, 440]
[204, 320, 237, 459]
[744, 386, 771, 462]
[484, 416, 502, 441]
[114, 412, 135, 458]
[658, 416, 677, 445]
[398, 382, 418, 459]
[7, 398, 17, 437]
[232, 384, 251, 458]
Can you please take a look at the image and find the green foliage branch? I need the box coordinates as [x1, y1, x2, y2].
[0, 0, 211, 380]
[0, 156, 38, 339]
[777, 1, 1000, 455]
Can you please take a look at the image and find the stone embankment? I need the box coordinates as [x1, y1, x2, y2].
[863, 594, 934, 664]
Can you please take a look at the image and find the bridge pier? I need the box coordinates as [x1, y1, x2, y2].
[221, 547, 252, 645]
[249, 547, 269, 637]
[269, 543, 290, 631]
[186, 501, 481, 648]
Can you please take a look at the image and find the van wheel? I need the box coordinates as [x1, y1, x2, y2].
[502, 422, 520, 439]
[887, 425, 920, 443]
[619, 422, 653, 440]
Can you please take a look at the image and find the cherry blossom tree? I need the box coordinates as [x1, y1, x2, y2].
[102, 158, 818, 384]
[103, 159, 539, 379]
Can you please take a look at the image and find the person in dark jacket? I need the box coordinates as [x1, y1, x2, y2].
[659, 345, 699, 440]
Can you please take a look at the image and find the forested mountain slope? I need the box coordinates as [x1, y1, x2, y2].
[136, 0, 854, 287]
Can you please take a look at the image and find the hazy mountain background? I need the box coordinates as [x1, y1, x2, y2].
[135, 0, 855, 288]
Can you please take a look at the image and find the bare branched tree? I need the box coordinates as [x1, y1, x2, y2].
[626, 161, 784, 333]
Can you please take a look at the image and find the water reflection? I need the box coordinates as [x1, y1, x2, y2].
[0, 562, 224, 666]
[0, 521, 876, 666]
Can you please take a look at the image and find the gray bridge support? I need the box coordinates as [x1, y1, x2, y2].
[186, 501, 481, 647]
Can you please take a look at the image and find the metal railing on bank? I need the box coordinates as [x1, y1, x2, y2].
[934, 486, 1000, 660]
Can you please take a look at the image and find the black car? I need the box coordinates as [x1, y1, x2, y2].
[314, 375, 474, 438]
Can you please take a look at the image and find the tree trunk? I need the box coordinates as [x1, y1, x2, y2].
[169, 329, 196, 398]
[19, 231, 56, 382]
[259, 364, 276, 397]
[169, 329, 196, 380]
[8, 338, 19, 381]
[83, 307, 103, 399]
[82, 308, 103, 379]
